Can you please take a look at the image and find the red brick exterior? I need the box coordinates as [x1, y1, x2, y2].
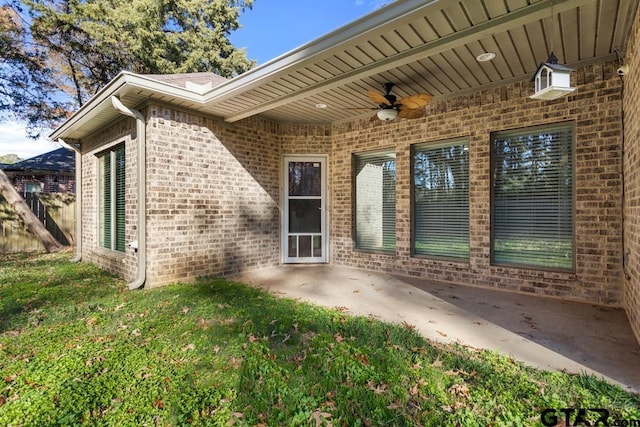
[9, 174, 74, 195]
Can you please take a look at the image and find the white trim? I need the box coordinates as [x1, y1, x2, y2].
[282, 155, 328, 264]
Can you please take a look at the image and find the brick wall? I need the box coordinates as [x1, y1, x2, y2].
[76, 61, 628, 311]
[623, 5, 640, 344]
[143, 107, 282, 286]
[10, 174, 75, 194]
[80, 117, 138, 281]
[331, 61, 624, 305]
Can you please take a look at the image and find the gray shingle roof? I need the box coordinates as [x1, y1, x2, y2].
[0, 147, 75, 174]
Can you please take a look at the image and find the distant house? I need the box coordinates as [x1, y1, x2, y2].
[0, 148, 75, 195]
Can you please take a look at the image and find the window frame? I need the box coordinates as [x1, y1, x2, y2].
[411, 138, 470, 261]
[352, 148, 397, 254]
[490, 121, 576, 272]
[98, 144, 126, 253]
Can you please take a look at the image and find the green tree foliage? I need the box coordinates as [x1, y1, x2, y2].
[0, 5, 71, 136]
[0, 153, 22, 164]
[0, 0, 255, 136]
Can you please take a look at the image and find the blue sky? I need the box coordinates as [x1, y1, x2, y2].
[231, 0, 389, 64]
[1, 0, 388, 159]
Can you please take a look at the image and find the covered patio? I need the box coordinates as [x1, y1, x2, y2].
[232, 265, 640, 393]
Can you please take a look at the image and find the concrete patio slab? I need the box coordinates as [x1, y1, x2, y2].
[231, 265, 640, 394]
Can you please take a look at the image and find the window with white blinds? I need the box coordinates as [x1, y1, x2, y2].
[354, 150, 396, 252]
[413, 140, 469, 259]
[99, 144, 126, 252]
[491, 122, 574, 270]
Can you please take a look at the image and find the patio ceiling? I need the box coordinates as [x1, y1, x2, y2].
[52, 0, 638, 141]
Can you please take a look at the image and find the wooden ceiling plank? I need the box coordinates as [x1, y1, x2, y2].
[344, 47, 375, 66]
[508, 25, 538, 71]
[559, 9, 579, 64]
[483, 0, 508, 18]
[409, 17, 440, 42]
[442, 2, 472, 31]
[465, 40, 503, 81]
[440, 49, 481, 86]
[394, 25, 426, 48]
[332, 51, 365, 69]
[579, 2, 598, 60]
[423, 54, 467, 91]
[290, 70, 320, 86]
[452, 45, 492, 85]
[477, 36, 515, 80]
[353, 42, 386, 62]
[461, 0, 489, 25]
[427, 11, 456, 38]
[492, 31, 525, 76]
[505, 0, 530, 12]
[525, 20, 551, 65]
[612, 0, 638, 54]
[394, 63, 435, 94]
[369, 34, 400, 57]
[379, 29, 411, 52]
[315, 59, 344, 77]
[595, 0, 617, 56]
[303, 64, 334, 81]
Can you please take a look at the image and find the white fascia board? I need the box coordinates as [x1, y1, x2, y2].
[50, 71, 206, 140]
[200, 0, 443, 106]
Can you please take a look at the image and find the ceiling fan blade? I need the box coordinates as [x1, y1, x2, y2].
[367, 90, 392, 106]
[398, 107, 426, 119]
[397, 93, 432, 109]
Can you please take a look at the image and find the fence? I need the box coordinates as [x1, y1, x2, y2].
[0, 193, 76, 254]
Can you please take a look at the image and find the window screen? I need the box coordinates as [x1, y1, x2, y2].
[354, 150, 396, 252]
[413, 140, 469, 259]
[491, 123, 574, 270]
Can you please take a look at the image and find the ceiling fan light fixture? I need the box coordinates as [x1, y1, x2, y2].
[377, 108, 398, 121]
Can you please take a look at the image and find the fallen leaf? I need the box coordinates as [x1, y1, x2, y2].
[86, 317, 98, 326]
[229, 412, 244, 426]
[334, 333, 345, 343]
[182, 343, 196, 351]
[181, 307, 189, 315]
[409, 383, 419, 396]
[449, 383, 470, 399]
[153, 399, 164, 409]
[213, 345, 220, 353]
[436, 330, 448, 337]
[310, 409, 332, 427]
[401, 321, 416, 331]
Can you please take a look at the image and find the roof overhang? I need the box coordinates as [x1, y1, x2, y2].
[51, 0, 638, 141]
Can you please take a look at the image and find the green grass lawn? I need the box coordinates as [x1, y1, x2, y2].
[1, 252, 638, 426]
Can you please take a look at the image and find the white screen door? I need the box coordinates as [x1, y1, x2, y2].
[283, 156, 327, 263]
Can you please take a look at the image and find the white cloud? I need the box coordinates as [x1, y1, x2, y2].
[0, 121, 60, 160]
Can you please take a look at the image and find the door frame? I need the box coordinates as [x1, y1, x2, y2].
[282, 155, 328, 263]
